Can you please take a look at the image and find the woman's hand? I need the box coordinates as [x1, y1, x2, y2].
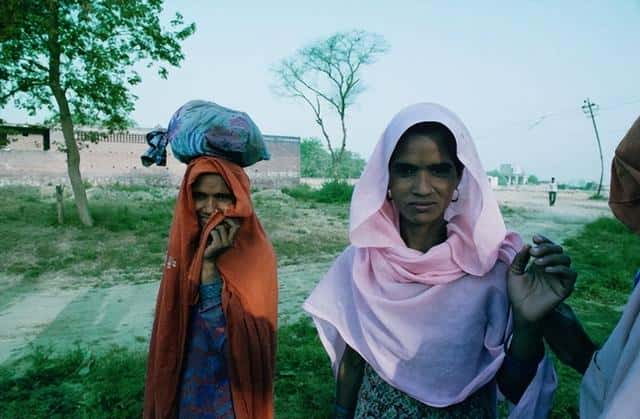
[507, 234, 577, 327]
[201, 218, 241, 284]
[203, 218, 241, 260]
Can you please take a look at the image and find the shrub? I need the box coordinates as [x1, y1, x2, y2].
[282, 181, 354, 204]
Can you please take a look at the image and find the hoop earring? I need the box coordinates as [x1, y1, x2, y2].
[452, 188, 460, 202]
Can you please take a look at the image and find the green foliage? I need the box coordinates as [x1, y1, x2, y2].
[487, 170, 508, 186]
[336, 149, 366, 179]
[0, 0, 195, 130]
[300, 138, 331, 177]
[301, 137, 366, 179]
[282, 181, 354, 203]
[527, 175, 539, 185]
[499, 205, 516, 216]
[0, 346, 146, 419]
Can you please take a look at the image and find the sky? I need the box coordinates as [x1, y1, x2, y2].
[2, 0, 640, 182]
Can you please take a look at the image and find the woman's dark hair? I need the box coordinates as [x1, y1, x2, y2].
[394, 122, 464, 177]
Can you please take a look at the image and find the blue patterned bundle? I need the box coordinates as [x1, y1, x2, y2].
[141, 100, 270, 168]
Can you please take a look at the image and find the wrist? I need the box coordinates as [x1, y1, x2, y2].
[513, 312, 543, 335]
[510, 316, 544, 362]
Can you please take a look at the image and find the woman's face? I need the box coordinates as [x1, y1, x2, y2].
[388, 133, 460, 229]
[192, 174, 235, 227]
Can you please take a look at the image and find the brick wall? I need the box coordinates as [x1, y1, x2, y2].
[0, 130, 300, 188]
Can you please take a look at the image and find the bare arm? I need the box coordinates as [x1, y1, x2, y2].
[334, 345, 365, 419]
[497, 318, 545, 403]
[542, 302, 597, 374]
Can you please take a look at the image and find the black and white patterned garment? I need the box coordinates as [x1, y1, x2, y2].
[354, 363, 495, 419]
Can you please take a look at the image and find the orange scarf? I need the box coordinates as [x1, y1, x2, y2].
[144, 157, 278, 419]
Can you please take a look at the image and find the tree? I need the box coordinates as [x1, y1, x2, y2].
[300, 137, 331, 177]
[300, 137, 366, 179]
[527, 175, 539, 185]
[487, 170, 508, 186]
[272, 30, 388, 180]
[336, 149, 366, 179]
[0, 0, 195, 226]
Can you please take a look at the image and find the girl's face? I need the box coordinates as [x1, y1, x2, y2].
[192, 174, 235, 227]
[388, 133, 460, 230]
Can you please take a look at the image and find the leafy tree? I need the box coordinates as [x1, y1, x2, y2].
[0, 0, 195, 225]
[300, 137, 331, 177]
[300, 137, 365, 179]
[527, 175, 539, 185]
[272, 30, 388, 180]
[336, 149, 365, 179]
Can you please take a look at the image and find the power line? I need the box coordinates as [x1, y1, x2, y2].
[475, 96, 640, 139]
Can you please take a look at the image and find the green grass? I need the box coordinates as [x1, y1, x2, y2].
[588, 193, 607, 201]
[252, 190, 349, 265]
[1, 186, 637, 417]
[0, 186, 175, 286]
[0, 319, 332, 419]
[0, 185, 350, 286]
[282, 180, 354, 203]
[0, 346, 146, 419]
[274, 319, 334, 418]
[549, 217, 640, 418]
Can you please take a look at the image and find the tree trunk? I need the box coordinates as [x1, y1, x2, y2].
[55, 184, 64, 224]
[47, 1, 93, 226]
[330, 154, 344, 183]
[56, 92, 94, 226]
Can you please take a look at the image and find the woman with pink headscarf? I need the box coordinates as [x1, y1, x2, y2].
[304, 103, 577, 418]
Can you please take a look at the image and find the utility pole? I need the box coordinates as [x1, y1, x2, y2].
[582, 98, 604, 197]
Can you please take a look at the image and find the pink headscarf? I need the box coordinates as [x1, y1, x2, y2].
[304, 103, 556, 416]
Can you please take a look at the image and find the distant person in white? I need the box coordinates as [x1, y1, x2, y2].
[548, 177, 558, 206]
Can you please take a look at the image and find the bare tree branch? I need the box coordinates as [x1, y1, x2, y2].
[272, 30, 389, 180]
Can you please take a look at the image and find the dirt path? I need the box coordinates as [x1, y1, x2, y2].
[0, 187, 612, 364]
[0, 262, 333, 364]
[496, 188, 611, 243]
